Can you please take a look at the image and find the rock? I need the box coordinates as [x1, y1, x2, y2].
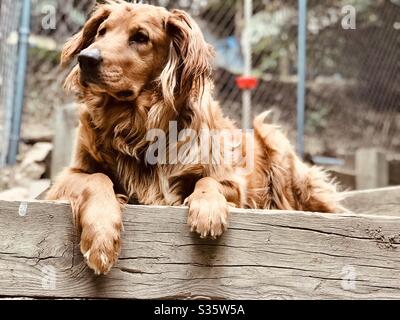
[14, 142, 53, 184]
[0, 167, 13, 191]
[0, 187, 29, 201]
[20, 142, 52, 166]
[0, 179, 50, 201]
[16, 162, 46, 182]
[0, 142, 53, 196]
[21, 123, 53, 143]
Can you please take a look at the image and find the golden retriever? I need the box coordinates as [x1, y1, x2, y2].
[47, 0, 341, 274]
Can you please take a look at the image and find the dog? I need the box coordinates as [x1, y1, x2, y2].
[47, 0, 341, 275]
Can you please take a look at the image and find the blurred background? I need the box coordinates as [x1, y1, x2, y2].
[0, 0, 399, 200]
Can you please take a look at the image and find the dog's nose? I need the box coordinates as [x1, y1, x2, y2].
[78, 48, 102, 71]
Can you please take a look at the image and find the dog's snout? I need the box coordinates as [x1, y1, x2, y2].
[78, 48, 102, 71]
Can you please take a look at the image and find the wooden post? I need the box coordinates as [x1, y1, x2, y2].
[50, 104, 78, 180]
[388, 158, 400, 186]
[356, 148, 388, 190]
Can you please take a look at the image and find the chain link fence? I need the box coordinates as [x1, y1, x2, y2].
[304, 0, 400, 157]
[0, 0, 23, 166]
[1, 0, 400, 168]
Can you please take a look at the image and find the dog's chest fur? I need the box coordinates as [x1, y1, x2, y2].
[83, 122, 201, 206]
[113, 153, 200, 206]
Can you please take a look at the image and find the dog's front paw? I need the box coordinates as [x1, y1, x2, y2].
[80, 222, 121, 275]
[185, 191, 229, 239]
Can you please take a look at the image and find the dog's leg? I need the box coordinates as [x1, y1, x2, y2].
[184, 177, 232, 239]
[46, 168, 123, 275]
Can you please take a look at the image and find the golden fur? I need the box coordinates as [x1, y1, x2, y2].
[47, 1, 342, 274]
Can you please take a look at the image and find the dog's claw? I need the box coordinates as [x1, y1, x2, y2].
[80, 222, 121, 275]
[186, 191, 229, 239]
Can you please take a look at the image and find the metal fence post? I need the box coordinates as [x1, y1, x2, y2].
[6, 0, 31, 165]
[0, 0, 22, 167]
[296, 0, 307, 158]
[241, 0, 252, 129]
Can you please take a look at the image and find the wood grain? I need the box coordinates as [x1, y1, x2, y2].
[0, 200, 399, 299]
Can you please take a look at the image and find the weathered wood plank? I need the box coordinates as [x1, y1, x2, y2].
[342, 186, 400, 216]
[0, 200, 399, 299]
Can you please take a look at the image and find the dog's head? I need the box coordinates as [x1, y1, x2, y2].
[62, 1, 213, 106]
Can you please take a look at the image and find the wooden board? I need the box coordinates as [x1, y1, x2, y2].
[0, 200, 399, 299]
[342, 186, 400, 216]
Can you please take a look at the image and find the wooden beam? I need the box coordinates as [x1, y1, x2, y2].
[0, 200, 399, 299]
[342, 186, 400, 216]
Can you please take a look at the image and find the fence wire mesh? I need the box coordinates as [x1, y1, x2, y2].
[304, 0, 400, 157]
[0, 0, 23, 166]
[1, 0, 400, 168]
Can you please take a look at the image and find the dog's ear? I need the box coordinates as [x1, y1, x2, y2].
[161, 9, 214, 108]
[60, 6, 110, 67]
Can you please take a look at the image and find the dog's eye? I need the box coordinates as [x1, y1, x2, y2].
[130, 31, 149, 44]
[98, 28, 107, 36]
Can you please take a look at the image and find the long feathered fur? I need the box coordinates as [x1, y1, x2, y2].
[46, 2, 343, 275]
